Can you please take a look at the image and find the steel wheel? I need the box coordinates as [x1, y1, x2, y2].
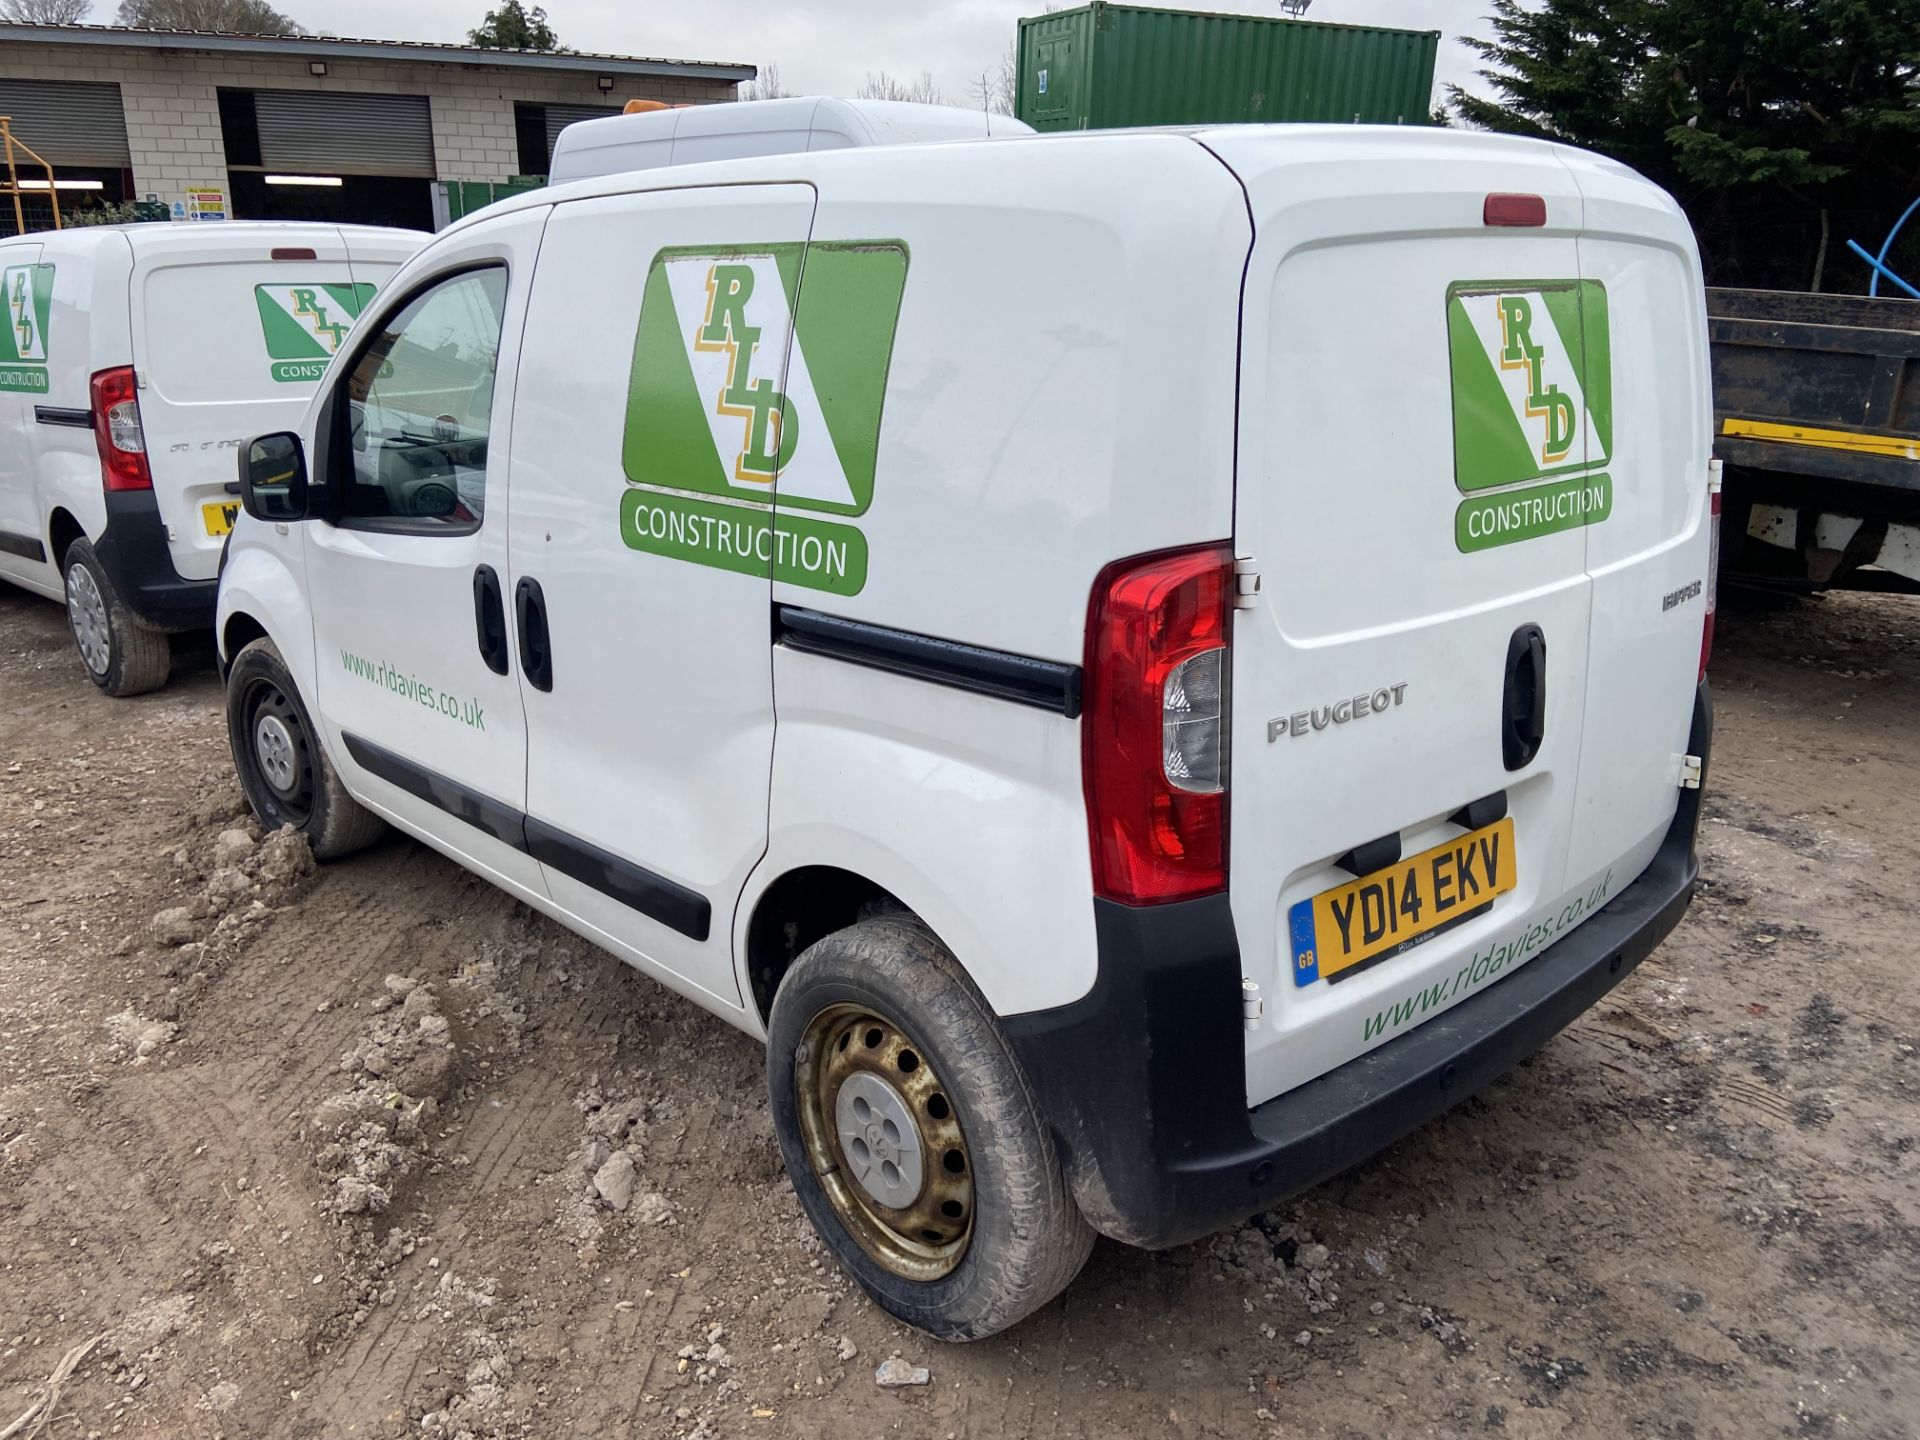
[65, 560, 111, 676]
[238, 676, 315, 824]
[795, 1003, 974, 1282]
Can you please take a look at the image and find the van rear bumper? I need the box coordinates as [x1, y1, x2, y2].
[1005, 681, 1712, 1251]
[93, 490, 216, 632]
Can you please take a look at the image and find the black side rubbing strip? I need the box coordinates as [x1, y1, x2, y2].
[341, 731, 712, 942]
[776, 606, 1082, 717]
[343, 731, 528, 851]
[0, 529, 47, 563]
[34, 405, 92, 429]
[523, 816, 711, 942]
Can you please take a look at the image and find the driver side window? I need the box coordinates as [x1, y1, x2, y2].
[338, 266, 508, 532]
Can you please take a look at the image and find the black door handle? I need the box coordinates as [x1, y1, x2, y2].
[1502, 624, 1547, 771]
[514, 576, 553, 692]
[473, 564, 509, 676]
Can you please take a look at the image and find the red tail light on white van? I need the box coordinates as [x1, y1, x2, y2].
[90, 366, 152, 492]
[1083, 543, 1233, 904]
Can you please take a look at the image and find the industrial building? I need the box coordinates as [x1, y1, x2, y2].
[0, 22, 753, 233]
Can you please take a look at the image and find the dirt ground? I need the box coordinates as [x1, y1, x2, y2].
[1, 582, 1915, 1440]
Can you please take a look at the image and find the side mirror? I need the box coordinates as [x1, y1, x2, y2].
[239, 432, 308, 522]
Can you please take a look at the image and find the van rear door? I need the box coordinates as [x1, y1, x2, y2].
[1562, 155, 1715, 891]
[1199, 130, 1609, 1106]
[132, 226, 371, 582]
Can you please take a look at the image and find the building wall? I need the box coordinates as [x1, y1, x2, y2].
[0, 40, 736, 212]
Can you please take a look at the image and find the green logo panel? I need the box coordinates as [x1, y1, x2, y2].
[619, 239, 908, 596]
[0, 263, 54, 394]
[1447, 278, 1611, 493]
[254, 281, 378, 383]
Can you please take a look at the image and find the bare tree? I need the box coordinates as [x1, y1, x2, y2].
[0, 0, 94, 20]
[983, 39, 1017, 114]
[740, 61, 790, 102]
[115, 0, 299, 34]
[856, 69, 943, 106]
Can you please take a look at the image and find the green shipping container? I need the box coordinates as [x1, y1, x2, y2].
[1016, 3, 1440, 131]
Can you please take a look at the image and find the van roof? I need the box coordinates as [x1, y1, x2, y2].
[470, 122, 1639, 235]
[548, 96, 1032, 183]
[11, 220, 411, 256]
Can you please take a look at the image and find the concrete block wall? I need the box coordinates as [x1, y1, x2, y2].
[0, 39, 738, 212]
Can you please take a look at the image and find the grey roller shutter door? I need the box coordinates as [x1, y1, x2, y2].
[253, 90, 435, 178]
[0, 79, 130, 168]
[544, 103, 620, 161]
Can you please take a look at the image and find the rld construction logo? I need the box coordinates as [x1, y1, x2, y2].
[254, 282, 378, 383]
[0, 263, 53, 394]
[1447, 280, 1614, 551]
[619, 242, 908, 596]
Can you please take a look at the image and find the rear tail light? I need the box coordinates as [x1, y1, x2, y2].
[1701, 459, 1723, 680]
[1083, 543, 1233, 904]
[90, 366, 151, 492]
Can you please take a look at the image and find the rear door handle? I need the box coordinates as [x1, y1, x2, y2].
[514, 576, 553, 693]
[1502, 623, 1547, 771]
[473, 564, 509, 676]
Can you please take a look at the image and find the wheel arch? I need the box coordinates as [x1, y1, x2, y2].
[743, 864, 912, 1026]
[47, 507, 85, 567]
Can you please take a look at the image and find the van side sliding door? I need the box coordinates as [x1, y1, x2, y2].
[505, 183, 818, 1017]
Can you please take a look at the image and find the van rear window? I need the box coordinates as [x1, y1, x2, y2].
[139, 265, 373, 405]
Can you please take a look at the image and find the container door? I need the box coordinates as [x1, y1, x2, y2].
[506, 183, 818, 1016]
[1564, 161, 1716, 888]
[133, 227, 375, 582]
[1205, 133, 1602, 1106]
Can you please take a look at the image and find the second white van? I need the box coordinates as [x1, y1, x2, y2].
[217, 126, 1718, 1339]
[0, 221, 423, 694]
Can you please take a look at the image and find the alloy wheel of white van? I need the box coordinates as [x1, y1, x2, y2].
[795, 1003, 975, 1281]
[65, 561, 112, 676]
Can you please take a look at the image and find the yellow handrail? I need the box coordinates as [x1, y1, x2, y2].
[0, 116, 62, 234]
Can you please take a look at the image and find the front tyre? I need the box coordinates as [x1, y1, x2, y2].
[225, 636, 386, 859]
[767, 916, 1094, 1340]
[63, 538, 170, 697]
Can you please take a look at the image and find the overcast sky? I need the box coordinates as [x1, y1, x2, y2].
[279, 1, 1499, 111]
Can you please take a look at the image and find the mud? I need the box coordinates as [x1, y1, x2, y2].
[1, 583, 1915, 1439]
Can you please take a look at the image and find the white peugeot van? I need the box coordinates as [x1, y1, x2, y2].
[217, 126, 1718, 1339]
[0, 221, 422, 695]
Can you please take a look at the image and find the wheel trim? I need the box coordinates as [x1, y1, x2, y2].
[796, 1004, 974, 1282]
[253, 711, 300, 795]
[65, 562, 111, 676]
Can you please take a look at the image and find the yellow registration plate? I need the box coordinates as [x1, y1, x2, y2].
[1289, 817, 1516, 986]
[202, 501, 240, 537]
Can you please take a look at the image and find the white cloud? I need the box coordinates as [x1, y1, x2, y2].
[290, 0, 1498, 112]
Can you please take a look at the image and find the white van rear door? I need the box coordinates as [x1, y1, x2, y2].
[134, 227, 372, 581]
[1201, 130, 1607, 1105]
[1563, 156, 1715, 888]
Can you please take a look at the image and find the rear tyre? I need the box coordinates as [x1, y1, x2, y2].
[767, 916, 1094, 1341]
[63, 538, 170, 698]
[225, 636, 386, 859]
